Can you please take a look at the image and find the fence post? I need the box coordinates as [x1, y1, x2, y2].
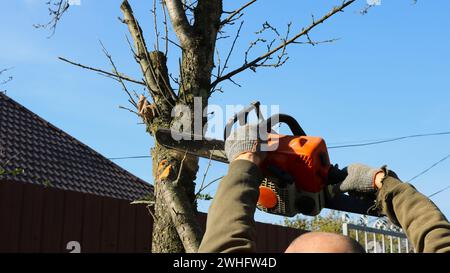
[390, 236, 393, 253]
[373, 233, 377, 253]
[364, 231, 368, 252]
[342, 223, 349, 236]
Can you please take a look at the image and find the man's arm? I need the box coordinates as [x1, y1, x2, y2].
[339, 164, 450, 253]
[375, 175, 450, 253]
[198, 159, 263, 253]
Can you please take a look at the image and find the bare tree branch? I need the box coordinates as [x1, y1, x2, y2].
[178, 58, 188, 104]
[34, 0, 70, 37]
[166, 37, 183, 50]
[221, 0, 257, 27]
[196, 152, 213, 199]
[211, 0, 355, 88]
[0, 68, 13, 84]
[161, 0, 170, 56]
[196, 175, 224, 197]
[164, 0, 194, 47]
[58, 57, 146, 86]
[0, 67, 13, 93]
[220, 21, 244, 77]
[152, 0, 160, 52]
[99, 41, 138, 108]
[119, 105, 140, 116]
[121, 0, 176, 114]
[0, 67, 12, 75]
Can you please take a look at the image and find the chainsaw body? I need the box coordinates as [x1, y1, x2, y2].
[257, 134, 331, 217]
[223, 102, 336, 217]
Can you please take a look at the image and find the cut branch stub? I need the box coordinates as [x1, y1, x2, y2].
[138, 95, 158, 126]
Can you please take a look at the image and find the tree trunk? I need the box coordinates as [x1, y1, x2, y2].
[121, 0, 222, 253]
[151, 144, 199, 252]
[150, 0, 222, 253]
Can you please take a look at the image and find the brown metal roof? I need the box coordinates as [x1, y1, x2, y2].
[0, 92, 152, 201]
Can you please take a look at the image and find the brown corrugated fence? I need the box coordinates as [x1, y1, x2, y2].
[0, 181, 304, 253]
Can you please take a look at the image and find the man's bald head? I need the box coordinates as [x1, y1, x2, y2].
[285, 232, 365, 253]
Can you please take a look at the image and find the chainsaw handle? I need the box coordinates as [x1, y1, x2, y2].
[224, 101, 307, 141]
[224, 101, 265, 140]
[263, 114, 306, 136]
[327, 165, 348, 185]
[325, 166, 378, 216]
[324, 186, 378, 216]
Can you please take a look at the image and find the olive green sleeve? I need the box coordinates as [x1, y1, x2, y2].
[376, 177, 450, 253]
[198, 160, 263, 253]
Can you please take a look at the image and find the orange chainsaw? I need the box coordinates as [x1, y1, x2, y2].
[155, 101, 376, 217]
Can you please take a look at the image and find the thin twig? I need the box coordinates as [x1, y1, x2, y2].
[165, 37, 183, 50]
[175, 150, 188, 185]
[221, 21, 244, 77]
[196, 176, 224, 197]
[178, 58, 188, 104]
[292, 37, 341, 46]
[58, 57, 146, 86]
[147, 205, 157, 222]
[215, 48, 221, 82]
[161, 0, 169, 56]
[100, 41, 138, 108]
[152, 0, 160, 52]
[197, 152, 214, 197]
[119, 105, 140, 116]
[33, 0, 70, 37]
[221, 0, 257, 26]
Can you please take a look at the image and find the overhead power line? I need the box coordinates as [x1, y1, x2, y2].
[107, 131, 450, 160]
[328, 131, 450, 149]
[428, 186, 450, 199]
[406, 153, 450, 199]
[108, 155, 151, 160]
[408, 154, 450, 183]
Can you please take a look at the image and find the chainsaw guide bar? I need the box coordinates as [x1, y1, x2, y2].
[155, 129, 228, 163]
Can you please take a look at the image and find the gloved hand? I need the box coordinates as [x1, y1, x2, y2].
[224, 124, 267, 162]
[338, 163, 385, 193]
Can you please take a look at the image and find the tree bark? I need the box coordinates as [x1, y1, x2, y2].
[151, 145, 199, 253]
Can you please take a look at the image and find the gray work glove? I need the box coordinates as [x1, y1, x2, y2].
[224, 124, 267, 162]
[338, 163, 384, 193]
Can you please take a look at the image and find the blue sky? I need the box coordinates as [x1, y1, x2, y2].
[1, 0, 450, 225]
